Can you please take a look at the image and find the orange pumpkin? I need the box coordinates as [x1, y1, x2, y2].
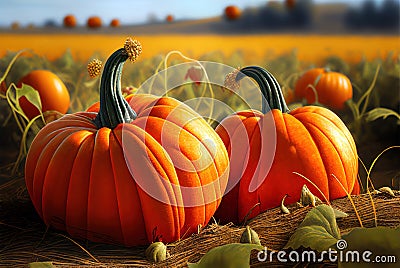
[110, 18, 120, 27]
[17, 70, 70, 120]
[87, 16, 102, 28]
[166, 14, 174, 23]
[224, 5, 242, 20]
[294, 68, 353, 110]
[25, 38, 229, 246]
[286, 0, 296, 9]
[63, 14, 77, 28]
[215, 66, 359, 224]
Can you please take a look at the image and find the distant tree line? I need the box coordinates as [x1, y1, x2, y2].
[345, 0, 400, 29]
[221, 0, 314, 31]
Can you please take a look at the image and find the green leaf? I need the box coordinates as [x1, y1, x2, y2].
[364, 108, 400, 123]
[338, 227, 400, 268]
[28, 262, 55, 268]
[333, 207, 348, 219]
[284, 204, 340, 252]
[187, 243, 264, 268]
[16, 83, 42, 115]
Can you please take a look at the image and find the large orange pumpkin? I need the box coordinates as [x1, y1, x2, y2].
[215, 66, 359, 224]
[294, 68, 353, 110]
[25, 38, 229, 246]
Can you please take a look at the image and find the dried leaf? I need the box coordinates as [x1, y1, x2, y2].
[240, 226, 261, 245]
[378, 186, 395, 197]
[280, 194, 290, 214]
[187, 243, 263, 268]
[145, 241, 169, 263]
[28, 262, 55, 268]
[284, 204, 340, 252]
[300, 185, 316, 207]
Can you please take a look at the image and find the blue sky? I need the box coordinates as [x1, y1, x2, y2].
[0, 0, 374, 27]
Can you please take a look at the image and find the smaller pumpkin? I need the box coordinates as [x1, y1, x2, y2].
[110, 19, 120, 27]
[286, 0, 296, 9]
[11, 22, 20, 30]
[63, 14, 77, 28]
[224, 5, 242, 20]
[166, 15, 174, 23]
[87, 16, 102, 29]
[17, 70, 70, 120]
[283, 87, 295, 104]
[294, 68, 352, 110]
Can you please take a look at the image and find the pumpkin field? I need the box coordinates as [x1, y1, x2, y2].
[1, 10, 400, 267]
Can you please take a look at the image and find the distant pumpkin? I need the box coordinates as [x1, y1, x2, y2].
[63, 14, 77, 28]
[11, 22, 20, 30]
[110, 19, 120, 27]
[286, 0, 296, 9]
[224, 5, 242, 20]
[166, 14, 174, 23]
[87, 16, 102, 29]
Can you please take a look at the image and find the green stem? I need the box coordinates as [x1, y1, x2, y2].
[236, 66, 289, 114]
[94, 48, 137, 129]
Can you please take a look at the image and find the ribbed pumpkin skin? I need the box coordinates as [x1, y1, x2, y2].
[294, 68, 352, 110]
[215, 105, 359, 224]
[25, 94, 229, 246]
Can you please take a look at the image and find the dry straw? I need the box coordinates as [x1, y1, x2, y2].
[0, 177, 399, 267]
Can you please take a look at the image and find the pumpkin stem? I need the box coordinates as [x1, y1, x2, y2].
[94, 38, 142, 129]
[236, 66, 289, 114]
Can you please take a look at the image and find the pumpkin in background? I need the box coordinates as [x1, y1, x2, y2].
[63, 14, 77, 28]
[17, 70, 70, 120]
[166, 14, 174, 23]
[286, 0, 296, 9]
[224, 5, 242, 20]
[283, 87, 295, 104]
[110, 18, 120, 27]
[25, 38, 229, 246]
[215, 66, 359, 224]
[87, 16, 102, 28]
[294, 68, 353, 110]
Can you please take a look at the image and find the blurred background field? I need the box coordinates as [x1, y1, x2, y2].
[0, 34, 398, 65]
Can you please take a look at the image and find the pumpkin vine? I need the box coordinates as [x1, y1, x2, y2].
[94, 38, 142, 129]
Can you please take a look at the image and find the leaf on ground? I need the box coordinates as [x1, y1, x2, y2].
[338, 226, 400, 268]
[284, 204, 340, 252]
[28, 262, 55, 268]
[365, 108, 400, 123]
[333, 207, 348, 219]
[187, 243, 264, 268]
[16, 83, 42, 115]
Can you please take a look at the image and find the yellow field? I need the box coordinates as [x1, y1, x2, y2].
[0, 34, 399, 63]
